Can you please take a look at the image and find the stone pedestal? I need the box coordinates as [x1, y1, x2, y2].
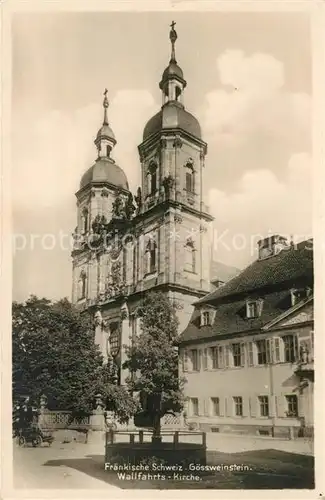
[87, 429, 106, 446]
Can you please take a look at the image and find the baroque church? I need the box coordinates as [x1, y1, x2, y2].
[71, 23, 237, 384]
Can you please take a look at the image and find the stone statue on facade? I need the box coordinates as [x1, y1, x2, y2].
[112, 193, 126, 220]
[94, 309, 103, 327]
[162, 175, 174, 198]
[299, 342, 309, 364]
[121, 301, 129, 321]
[125, 192, 136, 220]
[134, 187, 142, 215]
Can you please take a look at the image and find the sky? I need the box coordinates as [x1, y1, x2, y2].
[12, 11, 312, 302]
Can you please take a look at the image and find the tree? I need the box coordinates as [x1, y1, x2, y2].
[123, 292, 186, 443]
[12, 296, 137, 423]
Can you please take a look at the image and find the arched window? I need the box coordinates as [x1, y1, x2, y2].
[185, 159, 195, 193]
[78, 271, 87, 300]
[81, 208, 89, 234]
[146, 238, 157, 274]
[147, 162, 158, 195]
[184, 239, 196, 273]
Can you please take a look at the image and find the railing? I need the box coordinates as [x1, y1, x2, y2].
[106, 429, 206, 447]
[39, 411, 90, 430]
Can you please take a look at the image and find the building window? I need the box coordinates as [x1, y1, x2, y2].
[231, 343, 243, 367]
[285, 395, 298, 417]
[78, 271, 87, 300]
[148, 162, 158, 195]
[283, 335, 298, 363]
[202, 348, 208, 370]
[246, 300, 259, 318]
[211, 397, 220, 416]
[186, 172, 194, 192]
[211, 346, 224, 369]
[81, 209, 88, 234]
[247, 342, 254, 366]
[256, 339, 272, 365]
[273, 337, 281, 363]
[185, 159, 195, 193]
[290, 287, 312, 306]
[190, 398, 199, 416]
[233, 397, 243, 416]
[190, 349, 199, 371]
[258, 396, 269, 417]
[145, 238, 157, 274]
[182, 350, 189, 372]
[201, 311, 210, 326]
[184, 239, 196, 273]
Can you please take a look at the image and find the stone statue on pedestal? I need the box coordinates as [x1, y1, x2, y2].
[300, 343, 309, 364]
[94, 309, 103, 327]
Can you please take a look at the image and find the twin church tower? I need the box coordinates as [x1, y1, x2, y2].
[71, 23, 214, 382]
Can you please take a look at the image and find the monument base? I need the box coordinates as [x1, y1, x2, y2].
[87, 429, 106, 445]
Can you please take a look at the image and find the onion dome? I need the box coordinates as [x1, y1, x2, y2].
[80, 159, 129, 191]
[143, 22, 201, 142]
[79, 90, 129, 191]
[143, 104, 201, 141]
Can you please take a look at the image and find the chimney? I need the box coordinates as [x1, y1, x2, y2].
[257, 235, 289, 260]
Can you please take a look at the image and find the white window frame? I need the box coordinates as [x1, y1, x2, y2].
[190, 349, 199, 371]
[211, 397, 220, 416]
[233, 396, 243, 417]
[258, 395, 269, 417]
[285, 394, 298, 418]
[247, 301, 258, 318]
[282, 334, 298, 363]
[202, 348, 208, 370]
[182, 350, 189, 372]
[190, 397, 199, 416]
[247, 341, 255, 366]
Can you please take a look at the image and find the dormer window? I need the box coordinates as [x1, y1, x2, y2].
[246, 299, 262, 319]
[290, 287, 312, 307]
[200, 307, 216, 327]
[202, 311, 210, 326]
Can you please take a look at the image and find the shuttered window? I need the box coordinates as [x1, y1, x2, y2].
[211, 397, 220, 416]
[247, 342, 254, 366]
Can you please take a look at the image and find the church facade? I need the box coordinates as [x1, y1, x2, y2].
[71, 24, 236, 384]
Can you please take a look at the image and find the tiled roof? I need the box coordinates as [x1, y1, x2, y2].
[200, 240, 313, 305]
[179, 239, 313, 344]
[210, 260, 240, 284]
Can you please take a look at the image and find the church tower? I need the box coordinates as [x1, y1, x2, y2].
[137, 21, 214, 331]
[71, 23, 214, 384]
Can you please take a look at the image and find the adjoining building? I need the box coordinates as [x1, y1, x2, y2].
[178, 236, 314, 438]
[71, 24, 237, 385]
